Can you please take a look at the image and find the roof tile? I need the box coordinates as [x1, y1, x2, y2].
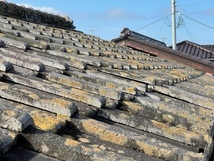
[0, 81, 77, 116]
[41, 72, 124, 100]
[0, 128, 18, 156]
[97, 108, 211, 149]
[0, 60, 12, 71]
[69, 118, 209, 160]
[4, 72, 105, 108]
[148, 84, 214, 109]
[133, 96, 213, 135]
[0, 36, 30, 50]
[0, 106, 34, 132]
[0, 97, 68, 132]
[19, 132, 150, 161]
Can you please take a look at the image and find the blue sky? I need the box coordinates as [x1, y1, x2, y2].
[6, 0, 214, 46]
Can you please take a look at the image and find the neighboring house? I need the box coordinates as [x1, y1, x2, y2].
[176, 40, 214, 61]
[113, 28, 214, 75]
[0, 1, 214, 161]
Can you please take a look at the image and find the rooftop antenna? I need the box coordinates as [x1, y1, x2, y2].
[85, 26, 99, 36]
[172, 0, 177, 50]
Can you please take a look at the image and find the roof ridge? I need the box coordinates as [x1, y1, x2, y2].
[118, 28, 166, 47]
[0, 0, 76, 30]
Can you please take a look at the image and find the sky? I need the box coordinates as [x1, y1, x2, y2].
[6, 0, 214, 46]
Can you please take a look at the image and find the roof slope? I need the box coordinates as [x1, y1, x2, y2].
[0, 2, 214, 161]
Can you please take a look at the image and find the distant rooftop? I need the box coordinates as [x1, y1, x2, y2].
[176, 40, 214, 61]
[118, 28, 166, 47]
[202, 44, 214, 52]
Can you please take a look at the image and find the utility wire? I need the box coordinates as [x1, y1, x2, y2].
[177, 2, 214, 7]
[181, 13, 214, 30]
[135, 16, 167, 31]
[182, 17, 194, 41]
[164, 14, 182, 28]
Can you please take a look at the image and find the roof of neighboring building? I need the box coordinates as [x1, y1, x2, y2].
[113, 28, 214, 75]
[120, 28, 166, 47]
[0, 2, 214, 161]
[202, 44, 214, 52]
[176, 40, 214, 61]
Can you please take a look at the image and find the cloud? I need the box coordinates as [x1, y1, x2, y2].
[155, 6, 171, 16]
[17, 3, 63, 15]
[99, 8, 146, 20]
[201, 8, 214, 16]
[71, 8, 145, 21]
[104, 8, 129, 19]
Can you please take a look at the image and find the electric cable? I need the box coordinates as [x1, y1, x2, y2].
[181, 17, 194, 41]
[164, 13, 183, 28]
[135, 16, 167, 31]
[164, 16, 171, 27]
[181, 13, 214, 30]
[177, 2, 214, 7]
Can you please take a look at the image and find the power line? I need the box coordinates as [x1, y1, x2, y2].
[181, 13, 214, 30]
[164, 14, 183, 28]
[177, 2, 214, 7]
[135, 16, 167, 31]
[182, 17, 194, 41]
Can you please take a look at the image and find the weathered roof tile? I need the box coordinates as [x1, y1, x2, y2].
[0, 49, 45, 71]
[69, 118, 209, 160]
[0, 106, 34, 132]
[19, 132, 148, 161]
[97, 108, 212, 149]
[0, 60, 12, 71]
[0, 97, 68, 132]
[1, 147, 61, 161]
[0, 128, 18, 156]
[4, 73, 105, 108]
[0, 81, 77, 116]
[122, 97, 213, 135]
[0, 36, 30, 50]
[41, 72, 124, 100]
[148, 84, 214, 109]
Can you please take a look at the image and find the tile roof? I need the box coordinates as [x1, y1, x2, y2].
[176, 41, 214, 61]
[0, 2, 214, 161]
[113, 28, 214, 75]
[202, 45, 214, 52]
